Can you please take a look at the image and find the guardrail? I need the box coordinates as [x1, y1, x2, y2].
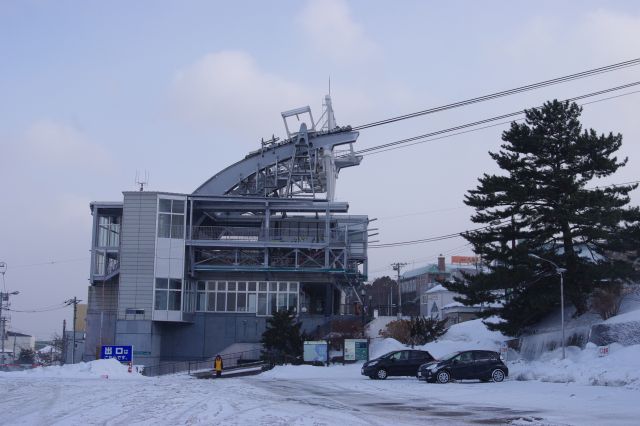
[141, 348, 262, 377]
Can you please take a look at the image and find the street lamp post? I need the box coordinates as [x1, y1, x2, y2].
[529, 254, 567, 360]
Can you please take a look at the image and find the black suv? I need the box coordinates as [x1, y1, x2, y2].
[361, 350, 434, 380]
[418, 350, 508, 383]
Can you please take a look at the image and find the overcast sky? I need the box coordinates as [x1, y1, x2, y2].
[2, 0, 639, 339]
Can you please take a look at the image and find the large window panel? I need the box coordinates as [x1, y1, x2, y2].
[269, 293, 277, 315]
[237, 293, 247, 312]
[226, 293, 236, 312]
[155, 290, 168, 310]
[157, 214, 171, 238]
[168, 291, 181, 311]
[207, 292, 216, 312]
[258, 293, 267, 315]
[277, 293, 287, 311]
[216, 292, 226, 311]
[248, 293, 257, 313]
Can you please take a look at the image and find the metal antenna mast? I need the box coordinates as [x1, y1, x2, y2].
[135, 171, 149, 192]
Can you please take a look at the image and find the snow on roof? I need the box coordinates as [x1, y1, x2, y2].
[402, 263, 477, 280]
[425, 284, 448, 294]
[7, 331, 31, 337]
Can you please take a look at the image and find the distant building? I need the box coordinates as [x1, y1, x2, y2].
[2, 331, 35, 363]
[399, 255, 479, 317]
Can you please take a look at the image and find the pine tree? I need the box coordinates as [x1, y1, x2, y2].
[260, 308, 304, 364]
[445, 100, 640, 336]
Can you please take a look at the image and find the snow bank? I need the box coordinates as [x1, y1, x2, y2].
[421, 318, 507, 358]
[368, 318, 508, 359]
[510, 343, 640, 389]
[0, 358, 145, 380]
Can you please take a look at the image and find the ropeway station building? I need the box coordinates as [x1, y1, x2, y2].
[84, 97, 369, 364]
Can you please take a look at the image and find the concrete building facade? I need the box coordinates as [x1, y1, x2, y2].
[84, 100, 369, 366]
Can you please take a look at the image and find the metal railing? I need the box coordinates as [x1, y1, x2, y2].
[191, 226, 346, 244]
[141, 348, 263, 377]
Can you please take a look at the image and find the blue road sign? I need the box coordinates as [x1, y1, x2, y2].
[101, 345, 133, 362]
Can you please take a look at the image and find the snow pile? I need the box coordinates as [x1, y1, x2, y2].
[365, 315, 402, 339]
[368, 318, 508, 359]
[421, 318, 507, 358]
[369, 337, 406, 358]
[510, 343, 640, 389]
[0, 358, 144, 380]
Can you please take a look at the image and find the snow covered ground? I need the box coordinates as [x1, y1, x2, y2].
[2, 316, 640, 425]
[1, 359, 639, 425]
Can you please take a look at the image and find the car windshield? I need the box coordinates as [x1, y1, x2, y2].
[379, 351, 397, 359]
[439, 352, 460, 361]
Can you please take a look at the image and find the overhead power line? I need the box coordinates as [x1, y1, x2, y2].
[351, 82, 640, 156]
[352, 57, 640, 130]
[369, 180, 639, 249]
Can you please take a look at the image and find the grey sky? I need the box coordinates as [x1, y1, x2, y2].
[2, 0, 639, 338]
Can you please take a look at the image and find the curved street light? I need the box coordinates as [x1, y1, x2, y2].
[529, 254, 567, 360]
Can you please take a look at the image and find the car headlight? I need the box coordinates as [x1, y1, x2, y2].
[368, 360, 378, 367]
[427, 364, 438, 371]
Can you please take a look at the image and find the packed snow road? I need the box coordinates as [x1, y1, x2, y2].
[1, 362, 639, 426]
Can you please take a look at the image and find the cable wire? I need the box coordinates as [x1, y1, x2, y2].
[352, 58, 640, 130]
[350, 82, 640, 157]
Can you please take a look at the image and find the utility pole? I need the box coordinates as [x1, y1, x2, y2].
[391, 262, 407, 319]
[65, 297, 82, 364]
[62, 319, 67, 365]
[0, 260, 19, 367]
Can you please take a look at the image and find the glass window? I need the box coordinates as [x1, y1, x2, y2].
[248, 293, 257, 313]
[259, 282, 267, 292]
[154, 290, 168, 310]
[94, 251, 105, 275]
[290, 282, 298, 292]
[217, 281, 226, 291]
[269, 282, 277, 292]
[172, 214, 184, 238]
[456, 352, 474, 363]
[155, 278, 168, 289]
[237, 293, 247, 312]
[169, 279, 182, 290]
[248, 282, 256, 292]
[197, 281, 205, 291]
[159, 199, 172, 213]
[288, 293, 298, 311]
[390, 351, 409, 361]
[197, 291, 206, 311]
[228, 281, 236, 291]
[226, 293, 236, 312]
[269, 293, 277, 315]
[277, 293, 287, 311]
[207, 292, 216, 311]
[216, 292, 226, 311]
[278, 282, 287, 292]
[238, 282, 246, 291]
[207, 281, 216, 291]
[157, 214, 171, 238]
[258, 293, 267, 315]
[168, 291, 181, 311]
[172, 200, 185, 214]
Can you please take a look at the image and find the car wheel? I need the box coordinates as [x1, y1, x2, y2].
[376, 368, 388, 380]
[436, 370, 450, 384]
[491, 369, 505, 382]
